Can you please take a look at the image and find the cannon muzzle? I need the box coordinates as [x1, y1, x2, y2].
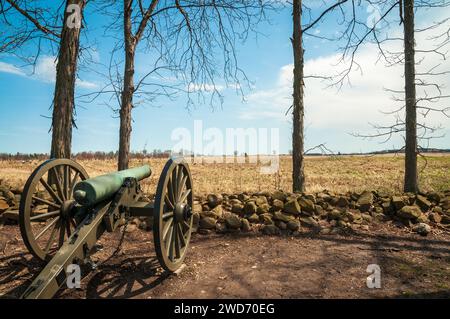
[73, 165, 151, 206]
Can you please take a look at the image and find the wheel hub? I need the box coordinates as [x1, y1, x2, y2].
[60, 200, 76, 219]
[174, 203, 192, 222]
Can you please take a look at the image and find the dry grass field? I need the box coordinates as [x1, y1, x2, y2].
[0, 154, 449, 196]
[1, 154, 449, 299]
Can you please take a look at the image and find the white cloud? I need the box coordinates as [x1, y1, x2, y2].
[0, 62, 26, 76]
[0, 56, 98, 89]
[240, 18, 450, 135]
[76, 79, 99, 89]
[278, 64, 293, 87]
[188, 83, 225, 92]
[34, 56, 57, 82]
[227, 82, 242, 90]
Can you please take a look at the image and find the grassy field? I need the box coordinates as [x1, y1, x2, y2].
[0, 154, 449, 196]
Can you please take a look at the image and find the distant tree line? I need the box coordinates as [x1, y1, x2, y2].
[0, 150, 172, 161]
[2, 148, 448, 162]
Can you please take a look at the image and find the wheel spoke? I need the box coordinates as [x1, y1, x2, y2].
[162, 211, 174, 220]
[176, 168, 185, 202]
[171, 171, 177, 203]
[182, 220, 191, 233]
[167, 225, 175, 261]
[172, 167, 178, 201]
[32, 196, 60, 210]
[164, 193, 174, 210]
[177, 223, 186, 248]
[163, 219, 173, 242]
[64, 165, 70, 200]
[167, 175, 175, 205]
[35, 216, 60, 239]
[44, 221, 59, 254]
[179, 188, 191, 204]
[30, 210, 60, 221]
[40, 178, 63, 205]
[52, 167, 66, 202]
[177, 174, 188, 202]
[69, 171, 80, 195]
[58, 220, 65, 247]
[174, 223, 181, 258]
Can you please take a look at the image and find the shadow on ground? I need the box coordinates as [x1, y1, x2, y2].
[0, 252, 42, 298]
[168, 229, 450, 298]
[1, 226, 449, 299]
[82, 256, 169, 299]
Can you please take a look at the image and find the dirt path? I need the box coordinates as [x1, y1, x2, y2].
[1, 223, 449, 299]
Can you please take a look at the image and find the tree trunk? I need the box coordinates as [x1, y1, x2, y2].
[292, 0, 305, 192]
[118, 0, 136, 171]
[50, 0, 86, 159]
[118, 52, 135, 171]
[403, 0, 418, 193]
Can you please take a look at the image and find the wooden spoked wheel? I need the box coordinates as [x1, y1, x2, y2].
[153, 158, 193, 272]
[19, 159, 89, 262]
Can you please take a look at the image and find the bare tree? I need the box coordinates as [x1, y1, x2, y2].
[0, 0, 61, 55]
[292, 0, 305, 192]
[361, 0, 449, 192]
[51, 0, 86, 160]
[0, 0, 87, 160]
[403, 0, 418, 192]
[303, 0, 450, 193]
[116, 0, 158, 170]
[289, 0, 348, 192]
[84, 0, 274, 170]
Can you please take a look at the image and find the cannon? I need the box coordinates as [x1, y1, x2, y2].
[18, 158, 194, 299]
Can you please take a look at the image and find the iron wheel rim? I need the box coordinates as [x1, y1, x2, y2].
[153, 158, 193, 272]
[19, 159, 89, 262]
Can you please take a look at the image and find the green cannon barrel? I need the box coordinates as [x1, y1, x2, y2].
[73, 165, 151, 206]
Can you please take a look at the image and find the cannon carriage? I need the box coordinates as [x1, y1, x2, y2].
[18, 157, 194, 299]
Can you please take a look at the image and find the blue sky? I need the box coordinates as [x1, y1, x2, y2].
[0, 1, 449, 155]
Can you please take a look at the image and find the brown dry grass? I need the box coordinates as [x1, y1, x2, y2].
[0, 154, 449, 196]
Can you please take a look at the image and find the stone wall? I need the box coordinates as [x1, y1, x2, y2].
[1, 178, 449, 237]
[192, 189, 450, 237]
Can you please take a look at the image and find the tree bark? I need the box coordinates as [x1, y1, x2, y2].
[292, 0, 305, 192]
[118, 0, 136, 171]
[50, 0, 86, 159]
[403, 0, 418, 193]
